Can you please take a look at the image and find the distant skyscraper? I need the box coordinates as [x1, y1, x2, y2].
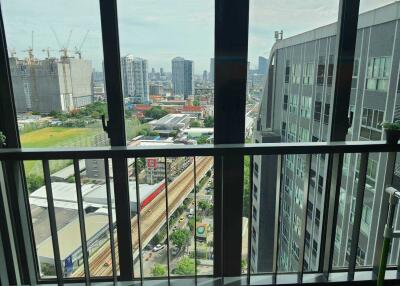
[171, 57, 194, 99]
[258, 56, 268, 75]
[121, 55, 149, 103]
[203, 70, 208, 82]
[210, 58, 214, 83]
[160, 68, 164, 76]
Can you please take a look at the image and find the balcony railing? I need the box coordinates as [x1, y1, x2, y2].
[1, 141, 400, 285]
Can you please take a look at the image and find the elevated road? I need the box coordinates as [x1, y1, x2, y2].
[72, 156, 213, 277]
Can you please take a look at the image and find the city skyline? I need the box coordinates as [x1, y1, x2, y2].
[3, 0, 393, 74]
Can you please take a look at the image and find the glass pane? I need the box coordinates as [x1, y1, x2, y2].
[118, 0, 214, 145]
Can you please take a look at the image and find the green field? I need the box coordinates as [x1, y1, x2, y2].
[21, 127, 102, 176]
[21, 127, 100, 148]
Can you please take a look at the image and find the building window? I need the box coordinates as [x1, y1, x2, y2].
[293, 214, 301, 236]
[296, 156, 305, 179]
[298, 127, 309, 142]
[289, 95, 298, 113]
[307, 201, 313, 219]
[285, 60, 290, 83]
[303, 62, 314, 85]
[327, 55, 334, 86]
[305, 231, 311, 248]
[253, 206, 257, 221]
[254, 162, 259, 178]
[300, 96, 312, 118]
[360, 108, 384, 140]
[312, 136, 319, 142]
[286, 154, 295, 171]
[252, 226, 257, 241]
[288, 122, 297, 142]
[294, 185, 303, 208]
[323, 103, 330, 125]
[317, 175, 323, 194]
[314, 101, 322, 122]
[351, 59, 359, 89]
[361, 205, 372, 235]
[283, 94, 288, 111]
[292, 64, 301, 84]
[366, 57, 391, 91]
[282, 121, 287, 137]
[253, 184, 258, 200]
[315, 208, 320, 228]
[317, 56, 325, 85]
[292, 241, 300, 260]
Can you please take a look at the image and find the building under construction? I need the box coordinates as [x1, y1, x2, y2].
[9, 55, 93, 113]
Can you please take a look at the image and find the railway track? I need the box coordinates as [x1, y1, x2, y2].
[72, 156, 213, 277]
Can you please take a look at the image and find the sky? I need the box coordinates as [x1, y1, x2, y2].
[1, 0, 395, 73]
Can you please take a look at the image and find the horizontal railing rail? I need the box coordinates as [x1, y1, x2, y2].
[0, 141, 399, 160]
[1, 140, 400, 285]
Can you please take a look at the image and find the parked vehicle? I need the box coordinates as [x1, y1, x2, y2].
[152, 244, 165, 252]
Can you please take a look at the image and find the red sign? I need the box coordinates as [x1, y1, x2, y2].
[146, 158, 158, 169]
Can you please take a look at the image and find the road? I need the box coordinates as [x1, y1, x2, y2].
[72, 156, 213, 277]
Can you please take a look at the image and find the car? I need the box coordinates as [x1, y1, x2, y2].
[187, 213, 194, 218]
[171, 246, 180, 256]
[152, 244, 165, 252]
[179, 216, 185, 223]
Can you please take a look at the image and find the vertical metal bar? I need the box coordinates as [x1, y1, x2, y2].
[42, 160, 63, 284]
[321, 0, 360, 278]
[348, 153, 368, 280]
[164, 157, 171, 283]
[0, 220, 9, 286]
[213, 155, 224, 278]
[193, 156, 198, 283]
[215, 0, 249, 276]
[321, 153, 343, 276]
[373, 152, 397, 276]
[272, 155, 283, 284]
[104, 159, 117, 282]
[99, 0, 133, 279]
[298, 154, 311, 283]
[73, 160, 90, 285]
[0, 3, 37, 283]
[134, 158, 144, 284]
[247, 155, 254, 285]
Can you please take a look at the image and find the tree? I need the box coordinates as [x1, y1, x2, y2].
[144, 106, 168, 119]
[152, 263, 167, 277]
[173, 257, 195, 275]
[198, 200, 211, 212]
[193, 100, 200, 106]
[190, 120, 201, 128]
[170, 229, 190, 249]
[204, 116, 214, 128]
[26, 175, 44, 193]
[196, 135, 209, 145]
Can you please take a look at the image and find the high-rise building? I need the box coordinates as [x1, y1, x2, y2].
[203, 70, 208, 82]
[258, 56, 268, 75]
[171, 57, 194, 99]
[121, 55, 149, 103]
[210, 58, 214, 84]
[253, 2, 400, 273]
[9, 56, 93, 113]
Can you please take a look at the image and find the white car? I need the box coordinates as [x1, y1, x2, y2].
[152, 244, 165, 252]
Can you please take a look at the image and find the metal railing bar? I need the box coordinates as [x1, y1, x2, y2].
[104, 159, 117, 283]
[348, 153, 369, 280]
[373, 152, 397, 275]
[164, 157, 171, 284]
[298, 154, 312, 283]
[134, 158, 144, 284]
[1, 141, 400, 160]
[42, 160, 64, 284]
[247, 155, 254, 284]
[272, 155, 283, 283]
[73, 159, 90, 285]
[193, 156, 198, 284]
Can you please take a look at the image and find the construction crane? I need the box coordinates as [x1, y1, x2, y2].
[22, 31, 35, 64]
[41, 47, 57, 59]
[51, 28, 74, 110]
[74, 30, 89, 59]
